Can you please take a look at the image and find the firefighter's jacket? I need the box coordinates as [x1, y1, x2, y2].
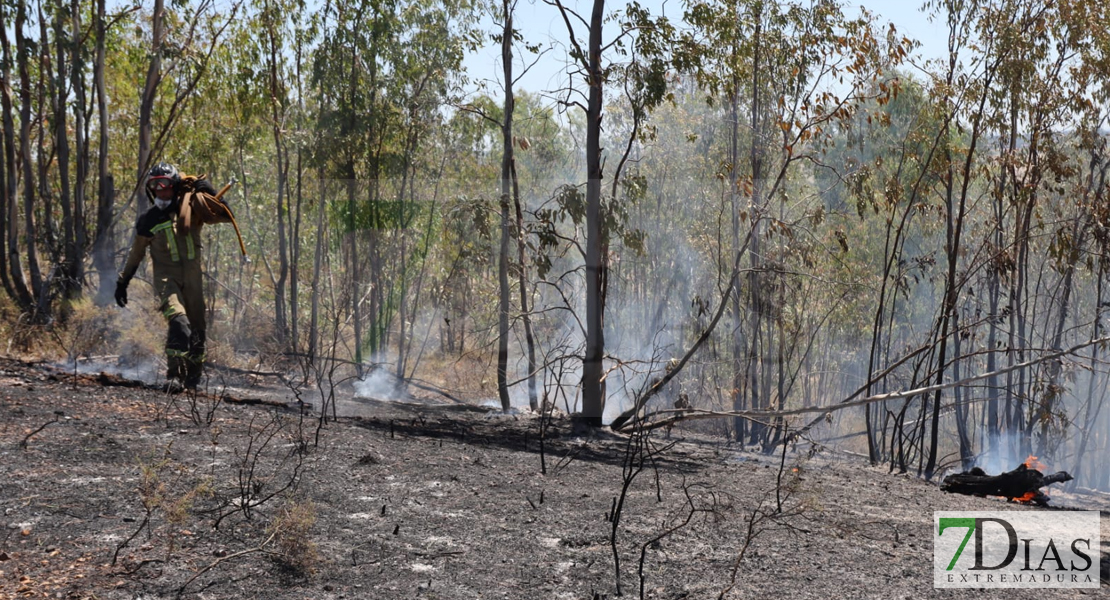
[119, 197, 232, 323]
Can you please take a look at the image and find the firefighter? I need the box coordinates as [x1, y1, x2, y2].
[114, 162, 230, 390]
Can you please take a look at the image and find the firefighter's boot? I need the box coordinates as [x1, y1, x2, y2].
[183, 330, 205, 390]
[165, 314, 193, 390]
[184, 358, 203, 390]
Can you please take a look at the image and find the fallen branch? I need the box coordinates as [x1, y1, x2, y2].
[609, 237, 754, 431]
[88, 371, 299, 410]
[404, 377, 467, 404]
[614, 334, 1110, 432]
[941, 464, 1073, 507]
[176, 531, 276, 597]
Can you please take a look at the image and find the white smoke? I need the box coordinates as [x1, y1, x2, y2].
[353, 366, 404, 401]
[65, 356, 162, 385]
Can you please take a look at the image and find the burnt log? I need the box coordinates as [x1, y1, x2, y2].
[941, 464, 1073, 507]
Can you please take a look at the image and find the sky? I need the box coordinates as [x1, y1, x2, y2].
[461, 0, 951, 96]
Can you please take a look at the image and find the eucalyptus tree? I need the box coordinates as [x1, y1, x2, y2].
[215, 0, 306, 350]
[1063, 1, 1110, 490]
[921, 0, 997, 478]
[1000, 1, 1110, 459]
[509, 93, 574, 411]
[496, 0, 518, 412]
[435, 97, 499, 358]
[544, 0, 608, 424]
[262, 0, 297, 348]
[657, 0, 908, 448]
[15, 0, 43, 314]
[311, 0, 398, 376]
[441, 88, 570, 388]
[90, 0, 119, 306]
[909, 0, 1110, 475]
[0, 2, 31, 308]
[134, 0, 240, 220]
[311, 0, 477, 375]
[480, 0, 549, 412]
[390, 0, 479, 382]
[135, 0, 164, 218]
[542, 0, 675, 425]
[48, 0, 85, 301]
[1069, 130, 1110, 489]
[804, 71, 943, 467]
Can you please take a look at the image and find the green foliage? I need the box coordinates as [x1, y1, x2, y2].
[4, 0, 1110, 474]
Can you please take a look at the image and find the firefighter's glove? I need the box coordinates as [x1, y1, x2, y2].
[114, 279, 129, 308]
[194, 178, 217, 196]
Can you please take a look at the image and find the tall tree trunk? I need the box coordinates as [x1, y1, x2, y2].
[275, 151, 289, 343]
[1000, 81, 1023, 460]
[512, 156, 538, 411]
[16, 1, 43, 316]
[136, 0, 164, 218]
[580, 0, 606, 425]
[952, 311, 973, 469]
[309, 173, 326, 367]
[746, 7, 765, 447]
[290, 35, 308, 354]
[290, 35, 307, 356]
[347, 171, 361, 376]
[394, 112, 425, 381]
[52, 0, 75, 300]
[925, 51, 992, 479]
[496, 0, 514, 413]
[90, 0, 114, 306]
[70, 0, 87, 299]
[291, 149, 302, 354]
[0, 111, 7, 302]
[265, 0, 289, 346]
[38, 1, 57, 272]
[0, 4, 22, 305]
[924, 139, 959, 481]
[729, 63, 746, 443]
[985, 170, 1004, 467]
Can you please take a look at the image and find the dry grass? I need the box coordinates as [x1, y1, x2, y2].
[413, 350, 498, 400]
[269, 499, 318, 577]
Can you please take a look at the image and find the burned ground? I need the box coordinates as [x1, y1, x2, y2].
[0, 357, 1106, 599]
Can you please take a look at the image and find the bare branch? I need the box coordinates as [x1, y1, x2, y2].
[625, 334, 1110, 432]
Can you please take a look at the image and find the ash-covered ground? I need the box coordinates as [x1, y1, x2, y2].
[1, 357, 1107, 599]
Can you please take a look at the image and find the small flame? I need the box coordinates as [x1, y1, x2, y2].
[1015, 491, 1038, 503]
[1023, 455, 1046, 472]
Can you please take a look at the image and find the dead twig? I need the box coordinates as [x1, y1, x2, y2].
[111, 515, 151, 566]
[637, 480, 712, 600]
[19, 412, 61, 449]
[175, 531, 277, 597]
[718, 445, 814, 600]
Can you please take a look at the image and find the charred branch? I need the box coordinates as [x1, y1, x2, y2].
[941, 464, 1073, 507]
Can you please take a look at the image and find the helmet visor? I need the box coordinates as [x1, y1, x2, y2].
[147, 176, 174, 194]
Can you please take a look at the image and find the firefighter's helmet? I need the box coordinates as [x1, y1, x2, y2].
[145, 162, 180, 202]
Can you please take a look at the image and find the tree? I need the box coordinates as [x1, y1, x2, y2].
[496, 0, 517, 412]
[546, 0, 672, 425]
[90, 0, 119, 306]
[0, 1, 29, 308]
[15, 0, 44, 315]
